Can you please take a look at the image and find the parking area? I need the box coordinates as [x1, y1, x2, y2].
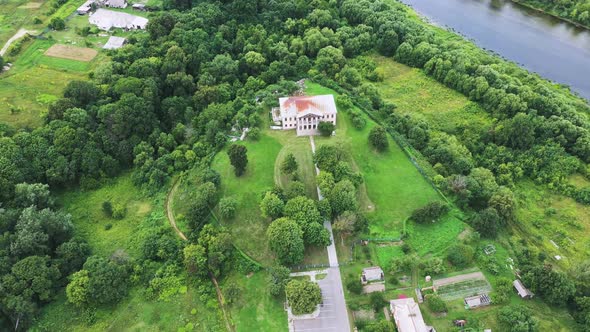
[292, 267, 350, 332]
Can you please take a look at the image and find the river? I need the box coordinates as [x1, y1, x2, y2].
[399, 0, 590, 101]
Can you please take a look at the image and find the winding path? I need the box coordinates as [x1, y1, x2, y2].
[165, 177, 234, 332]
[165, 177, 187, 241]
[0, 29, 31, 56]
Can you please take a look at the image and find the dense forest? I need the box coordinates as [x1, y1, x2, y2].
[515, 0, 590, 26]
[2, 0, 590, 330]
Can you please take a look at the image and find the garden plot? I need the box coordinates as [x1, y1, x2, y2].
[44, 44, 98, 61]
[434, 271, 491, 301]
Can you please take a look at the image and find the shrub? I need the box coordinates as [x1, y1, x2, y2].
[425, 294, 447, 312]
[369, 292, 385, 312]
[346, 279, 362, 294]
[248, 127, 260, 141]
[286, 279, 322, 315]
[446, 244, 475, 267]
[104, 223, 112, 231]
[219, 196, 237, 219]
[368, 126, 388, 151]
[112, 203, 126, 219]
[351, 113, 367, 130]
[410, 201, 449, 223]
[49, 17, 65, 30]
[318, 121, 335, 136]
[102, 201, 113, 217]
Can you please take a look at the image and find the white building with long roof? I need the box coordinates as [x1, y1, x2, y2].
[390, 298, 435, 332]
[89, 9, 148, 30]
[272, 95, 337, 136]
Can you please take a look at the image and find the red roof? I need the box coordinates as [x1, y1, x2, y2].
[281, 96, 319, 113]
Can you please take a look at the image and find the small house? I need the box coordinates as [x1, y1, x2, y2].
[361, 266, 384, 284]
[77, 0, 94, 14]
[390, 298, 435, 332]
[464, 293, 491, 309]
[106, 0, 127, 8]
[513, 279, 534, 299]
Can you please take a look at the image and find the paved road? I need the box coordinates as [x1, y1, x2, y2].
[292, 136, 351, 332]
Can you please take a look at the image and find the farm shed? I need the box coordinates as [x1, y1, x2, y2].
[77, 0, 95, 14]
[361, 266, 384, 284]
[106, 0, 127, 8]
[464, 293, 491, 309]
[390, 298, 435, 332]
[513, 279, 534, 299]
[89, 9, 148, 30]
[103, 36, 127, 49]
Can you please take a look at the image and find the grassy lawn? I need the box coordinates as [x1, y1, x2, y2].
[307, 82, 443, 238]
[56, 172, 153, 258]
[370, 55, 492, 135]
[223, 271, 287, 332]
[0, 38, 101, 128]
[267, 129, 318, 199]
[211, 132, 283, 266]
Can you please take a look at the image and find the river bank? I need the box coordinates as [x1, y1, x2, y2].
[510, 0, 590, 31]
[397, 0, 590, 101]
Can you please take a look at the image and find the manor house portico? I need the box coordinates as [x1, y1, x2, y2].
[272, 95, 337, 136]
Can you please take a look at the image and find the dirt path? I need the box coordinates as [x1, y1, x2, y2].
[0, 29, 31, 56]
[165, 177, 234, 332]
[165, 177, 187, 241]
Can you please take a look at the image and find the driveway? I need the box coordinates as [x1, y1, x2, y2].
[290, 136, 351, 332]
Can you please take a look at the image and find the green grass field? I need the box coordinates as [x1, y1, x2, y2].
[0, 38, 100, 127]
[307, 82, 443, 238]
[211, 132, 283, 266]
[370, 55, 492, 135]
[55, 172, 154, 258]
[0, 0, 45, 46]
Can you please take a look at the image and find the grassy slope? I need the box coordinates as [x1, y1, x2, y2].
[371, 37, 583, 330]
[211, 133, 283, 266]
[307, 82, 445, 239]
[371, 54, 493, 135]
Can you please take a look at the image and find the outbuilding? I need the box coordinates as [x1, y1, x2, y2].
[513, 279, 534, 299]
[361, 266, 384, 284]
[89, 9, 148, 30]
[464, 293, 491, 309]
[103, 36, 127, 50]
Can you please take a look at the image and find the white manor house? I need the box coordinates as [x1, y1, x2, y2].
[272, 95, 337, 136]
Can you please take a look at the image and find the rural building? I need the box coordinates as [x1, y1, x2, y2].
[77, 0, 95, 14]
[103, 36, 127, 49]
[106, 0, 127, 8]
[89, 9, 148, 30]
[132, 3, 146, 10]
[272, 95, 337, 136]
[390, 298, 435, 332]
[513, 279, 534, 299]
[361, 266, 384, 284]
[464, 293, 491, 309]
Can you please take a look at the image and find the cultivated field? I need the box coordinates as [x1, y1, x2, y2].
[45, 44, 98, 61]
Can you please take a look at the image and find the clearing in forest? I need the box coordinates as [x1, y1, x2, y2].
[44, 44, 98, 62]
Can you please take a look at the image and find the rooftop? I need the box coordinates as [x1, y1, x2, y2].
[103, 36, 126, 49]
[362, 266, 384, 281]
[390, 298, 429, 332]
[513, 279, 534, 298]
[89, 8, 148, 30]
[279, 95, 337, 118]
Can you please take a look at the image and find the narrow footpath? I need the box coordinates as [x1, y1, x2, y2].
[165, 177, 234, 332]
[0, 29, 31, 56]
